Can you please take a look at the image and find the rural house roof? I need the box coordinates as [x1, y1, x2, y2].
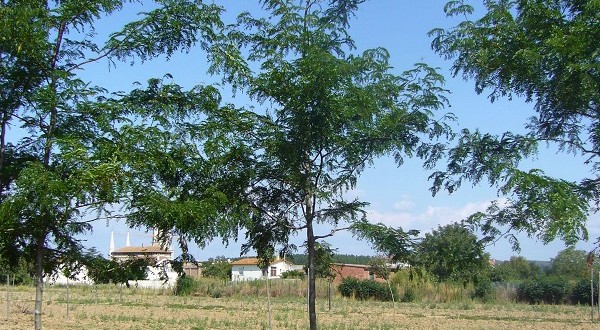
[112, 245, 171, 254]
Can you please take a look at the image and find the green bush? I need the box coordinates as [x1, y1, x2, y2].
[473, 279, 494, 302]
[517, 278, 569, 304]
[174, 276, 198, 296]
[338, 277, 359, 298]
[401, 286, 416, 302]
[570, 279, 598, 305]
[280, 269, 305, 279]
[338, 277, 396, 301]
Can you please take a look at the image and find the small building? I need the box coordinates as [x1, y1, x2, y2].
[331, 263, 389, 285]
[108, 229, 178, 288]
[109, 229, 173, 263]
[110, 245, 173, 263]
[231, 257, 302, 281]
[183, 262, 201, 277]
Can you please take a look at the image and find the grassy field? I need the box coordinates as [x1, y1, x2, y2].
[1, 284, 597, 329]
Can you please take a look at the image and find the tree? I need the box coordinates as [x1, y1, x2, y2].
[85, 254, 149, 287]
[201, 257, 232, 280]
[548, 248, 589, 280]
[428, 0, 600, 249]
[200, 1, 452, 328]
[415, 222, 490, 285]
[310, 241, 336, 281]
[0, 1, 233, 328]
[490, 256, 541, 282]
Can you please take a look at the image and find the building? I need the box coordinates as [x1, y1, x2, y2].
[331, 263, 389, 285]
[108, 229, 178, 288]
[109, 229, 174, 263]
[231, 257, 303, 281]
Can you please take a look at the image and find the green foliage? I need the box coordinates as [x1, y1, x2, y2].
[197, 2, 452, 328]
[351, 221, 419, 264]
[516, 278, 570, 304]
[0, 2, 241, 328]
[201, 257, 232, 281]
[401, 286, 416, 302]
[415, 222, 490, 285]
[490, 256, 542, 282]
[472, 278, 494, 302]
[569, 278, 599, 305]
[337, 277, 397, 301]
[85, 255, 149, 287]
[310, 242, 336, 281]
[174, 276, 198, 296]
[547, 248, 590, 280]
[280, 269, 305, 279]
[368, 257, 391, 281]
[429, 0, 600, 249]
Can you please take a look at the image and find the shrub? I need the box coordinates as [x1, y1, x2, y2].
[174, 276, 198, 296]
[280, 270, 305, 279]
[517, 278, 569, 304]
[570, 279, 598, 305]
[338, 277, 359, 298]
[472, 279, 494, 302]
[338, 277, 397, 301]
[401, 286, 416, 302]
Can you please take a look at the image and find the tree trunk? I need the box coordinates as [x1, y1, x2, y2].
[307, 219, 317, 330]
[34, 232, 46, 330]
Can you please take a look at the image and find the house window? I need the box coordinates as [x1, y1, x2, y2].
[270, 266, 277, 277]
[262, 268, 268, 277]
[369, 272, 374, 281]
[239, 267, 243, 275]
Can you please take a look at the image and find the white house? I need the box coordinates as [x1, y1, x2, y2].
[231, 257, 303, 281]
[45, 265, 93, 285]
[109, 230, 178, 289]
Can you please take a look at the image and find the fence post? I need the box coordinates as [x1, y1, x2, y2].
[592, 269, 595, 322]
[5, 274, 9, 321]
[66, 277, 69, 319]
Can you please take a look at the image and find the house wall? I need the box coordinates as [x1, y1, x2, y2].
[231, 265, 263, 281]
[231, 261, 303, 281]
[331, 264, 387, 285]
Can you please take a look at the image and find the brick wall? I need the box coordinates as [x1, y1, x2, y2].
[331, 264, 387, 285]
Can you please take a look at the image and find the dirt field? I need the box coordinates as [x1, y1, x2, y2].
[1, 285, 598, 329]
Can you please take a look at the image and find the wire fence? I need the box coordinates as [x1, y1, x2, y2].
[2, 274, 175, 323]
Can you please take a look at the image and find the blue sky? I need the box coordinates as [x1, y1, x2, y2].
[76, 0, 597, 262]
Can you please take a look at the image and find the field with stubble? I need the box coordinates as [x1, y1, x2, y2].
[1, 284, 597, 329]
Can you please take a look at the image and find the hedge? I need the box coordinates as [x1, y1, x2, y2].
[338, 277, 397, 301]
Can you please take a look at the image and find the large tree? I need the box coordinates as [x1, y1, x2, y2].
[428, 0, 599, 249]
[415, 222, 490, 285]
[0, 1, 233, 328]
[198, 1, 452, 328]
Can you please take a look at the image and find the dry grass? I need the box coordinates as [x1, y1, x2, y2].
[0, 284, 597, 329]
